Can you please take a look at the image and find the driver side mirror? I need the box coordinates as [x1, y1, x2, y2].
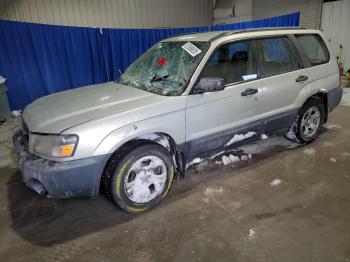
[194, 77, 225, 94]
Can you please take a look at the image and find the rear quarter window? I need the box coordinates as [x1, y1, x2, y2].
[295, 34, 330, 66]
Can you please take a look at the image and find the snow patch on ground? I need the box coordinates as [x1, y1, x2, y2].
[340, 88, 350, 107]
[260, 134, 268, 140]
[329, 157, 337, 163]
[341, 152, 350, 157]
[204, 186, 224, 196]
[225, 131, 256, 146]
[322, 141, 335, 147]
[202, 197, 210, 203]
[303, 148, 316, 155]
[324, 124, 342, 129]
[270, 179, 282, 186]
[248, 228, 256, 240]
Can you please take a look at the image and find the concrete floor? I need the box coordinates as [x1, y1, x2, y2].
[1, 94, 350, 262]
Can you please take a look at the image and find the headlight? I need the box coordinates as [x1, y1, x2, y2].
[29, 134, 78, 158]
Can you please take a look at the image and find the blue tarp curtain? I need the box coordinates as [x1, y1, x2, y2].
[0, 12, 299, 110]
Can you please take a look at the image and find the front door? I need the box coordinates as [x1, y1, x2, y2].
[185, 39, 264, 159]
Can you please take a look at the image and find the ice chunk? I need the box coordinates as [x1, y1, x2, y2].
[285, 115, 300, 142]
[260, 134, 268, 140]
[270, 179, 282, 186]
[248, 228, 256, 240]
[222, 155, 231, 165]
[222, 154, 240, 165]
[241, 155, 249, 161]
[229, 154, 240, 162]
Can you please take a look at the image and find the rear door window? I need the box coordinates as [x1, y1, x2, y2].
[256, 36, 302, 77]
[201, 40, 257, 85]
[295, 34, 330, 66]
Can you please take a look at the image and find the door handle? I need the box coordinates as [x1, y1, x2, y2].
[295, 75, 308, 82]
[241, 88, 258, 96]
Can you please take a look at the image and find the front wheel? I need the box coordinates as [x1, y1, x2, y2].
[104, 144, 174, 213]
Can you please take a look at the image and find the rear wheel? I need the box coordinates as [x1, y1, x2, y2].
[286, 99, 324, 143]
[104, 144, 174, 213]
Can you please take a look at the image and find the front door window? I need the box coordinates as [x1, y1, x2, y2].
[201, 40, 257, 85]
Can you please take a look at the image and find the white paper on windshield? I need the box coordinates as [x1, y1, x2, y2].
[242, 74, 257, 81]
[181, 42, 202, 57]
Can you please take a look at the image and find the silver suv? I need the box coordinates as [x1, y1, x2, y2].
[13, 28, 343, 212]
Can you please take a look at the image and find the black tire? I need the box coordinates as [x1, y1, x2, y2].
[287, 99, 324, 143]
[103, 144, 174, 213]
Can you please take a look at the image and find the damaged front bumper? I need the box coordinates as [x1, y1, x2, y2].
[13, 129, 110, 198]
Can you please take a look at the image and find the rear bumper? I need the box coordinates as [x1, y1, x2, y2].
[13, 129, 111, 198]
[328, 86, 343, 112]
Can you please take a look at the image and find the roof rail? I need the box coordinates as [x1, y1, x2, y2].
[165, 29, 212, 39]
[209, 26, 305, 42]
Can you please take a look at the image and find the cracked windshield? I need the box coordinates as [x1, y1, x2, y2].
[118, 41, 209, 96]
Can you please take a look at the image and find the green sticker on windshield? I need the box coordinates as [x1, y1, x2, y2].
[181, 42, 202, 57]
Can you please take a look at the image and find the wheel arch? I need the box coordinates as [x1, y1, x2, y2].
[304, 91, 328, 123]
[99, 132, 185, 195]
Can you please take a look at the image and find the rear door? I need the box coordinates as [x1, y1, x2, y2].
[185, 39, 264, 158]
[256, 35, 307, 133]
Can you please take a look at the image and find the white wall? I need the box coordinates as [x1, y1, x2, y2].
[0, 0, 213, 28]
[214, 0, 252, 25]
[321, 0, 350, 72]
[253, 0, 322, 29]
[213, 0, 322, 28]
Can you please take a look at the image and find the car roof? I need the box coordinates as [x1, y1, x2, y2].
[163, 31, 227, 42]
[162, 27, 317, 42]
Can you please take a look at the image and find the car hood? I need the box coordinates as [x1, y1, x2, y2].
[23, 82, 165, 133]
